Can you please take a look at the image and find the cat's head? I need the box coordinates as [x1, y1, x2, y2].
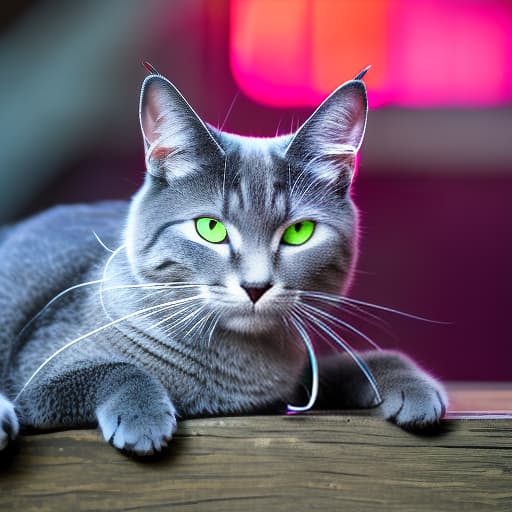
[125, 71, 367, 335]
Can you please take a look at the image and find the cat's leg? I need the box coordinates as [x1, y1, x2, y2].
[15, 360, 177, 455]
[95, 363, 177, 455]
[314, 350, 447, 429]
[0, 393, 19, 450]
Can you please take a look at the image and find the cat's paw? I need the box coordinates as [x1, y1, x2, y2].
[0, 394, 19, 450]
[380, 375, 447, 430]
[355, 351, 447, 430]
[97, 393, 177, 456]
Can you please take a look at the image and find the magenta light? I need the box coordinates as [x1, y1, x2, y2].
[385, 0, 512, 107]
[230, 0, 512, 108]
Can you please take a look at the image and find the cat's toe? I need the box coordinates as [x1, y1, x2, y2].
[0, 394, 19, 450]
[113, 409, 176, 455]
[382, 380, 447, 430]
[97, 397, 177, 456]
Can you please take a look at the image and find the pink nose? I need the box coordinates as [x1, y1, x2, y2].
[242, 284, 272, 303]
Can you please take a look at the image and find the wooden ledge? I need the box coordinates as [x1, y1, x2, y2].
[1, 384, 511, 511]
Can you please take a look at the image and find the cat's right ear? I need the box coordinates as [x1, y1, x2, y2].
[139, 75, 224, 178]
[285, 79, 368, 188]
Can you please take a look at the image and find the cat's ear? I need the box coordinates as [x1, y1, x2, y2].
[139, 75, 224, 178]
[285, 80, 367, 187]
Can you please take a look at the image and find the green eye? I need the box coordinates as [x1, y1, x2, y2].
[195, 217, 228, 244]
[282, 220, 315, 246]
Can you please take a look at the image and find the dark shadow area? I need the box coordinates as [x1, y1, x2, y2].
[0, 438, 21, 472]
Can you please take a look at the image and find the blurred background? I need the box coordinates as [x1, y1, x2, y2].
[0, 0, 510, 381]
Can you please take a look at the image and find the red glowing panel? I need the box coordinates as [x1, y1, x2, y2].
[230, 0, 512, 108]
[311, 0, 388, 99]
[230, 0, 387, 107]
[387, 0, 512, 106]
[230, 0, 315, 106]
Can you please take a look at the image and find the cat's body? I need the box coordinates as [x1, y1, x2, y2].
[0, 70, 446, 455]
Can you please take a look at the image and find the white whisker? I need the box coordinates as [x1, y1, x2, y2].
[300, 291, 449, 324]
[286, 313, 319, 413]
[222, 156, 227, 199]
[300, 289, 394, 332]
[297, 306, 381, 404]
[17, 279, 106, 339]
[92, 231, 115, 253]
[177, 306, 208, 336]
[184, 309, 213, 338]
[143, 302, 198, 334]
[207, 312, 222, 347]
[101, 283, 202, 293]
[100, 244, 126, 322]
[159, 304, 206, 336]
[14, 297, 200, 403]
[150, 298, 204, 328]
[301, 302, 381, 350]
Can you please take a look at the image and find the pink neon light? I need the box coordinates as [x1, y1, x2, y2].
[230, 0, 512, 108]
[230, 0, 317, 106]
[385, 0, 512, 107]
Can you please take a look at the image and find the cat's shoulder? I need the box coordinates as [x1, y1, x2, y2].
[0, 200, 130, 276]
[23, 200, 129, 231]
[0, 201, 131, 337]
[2, 200, 129, 248]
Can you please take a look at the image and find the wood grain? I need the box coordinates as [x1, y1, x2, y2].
[1, 385, 511, 512]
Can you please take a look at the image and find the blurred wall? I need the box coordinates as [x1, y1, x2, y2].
[0, 0, 510, 381]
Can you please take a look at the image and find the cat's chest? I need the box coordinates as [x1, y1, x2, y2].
[116, 332, 304, 416]
[169, 355, 294, 416]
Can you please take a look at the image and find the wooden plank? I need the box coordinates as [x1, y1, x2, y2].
[0, 386, 511, 512]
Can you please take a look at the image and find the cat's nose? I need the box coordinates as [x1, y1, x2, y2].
[241, 283, 273, 303]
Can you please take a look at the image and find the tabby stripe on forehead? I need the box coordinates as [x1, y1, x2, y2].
[236, 186, 245, 211]
[271, 181, 289, 212]
[154, 260, 177, 271]
[143, 219, 187, 252]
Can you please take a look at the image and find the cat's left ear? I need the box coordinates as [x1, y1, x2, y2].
[285, 80, 367, 187]
[139, 74, 224, 178]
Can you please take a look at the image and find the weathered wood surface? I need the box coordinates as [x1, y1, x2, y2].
[0, 384, 511, 512]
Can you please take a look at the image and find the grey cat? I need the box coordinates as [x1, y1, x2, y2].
[0, 69, 446, 456]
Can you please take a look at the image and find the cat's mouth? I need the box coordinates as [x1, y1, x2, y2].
[216, 300, 289, 334]
[220, 313, 282, 334]
[201, 282, 294, 334]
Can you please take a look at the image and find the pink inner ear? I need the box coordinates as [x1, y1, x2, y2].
[141, 105, 160, 144]
[150, 146, 174, 161]
[141, 81, 168, 144]
[347, 115, 366, 149]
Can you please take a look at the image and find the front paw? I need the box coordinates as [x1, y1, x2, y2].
[378, 371, 447, 430]
[381, 382, 447, 430]
[0, 394, 19, 450]
[97, 391, 177, 456]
